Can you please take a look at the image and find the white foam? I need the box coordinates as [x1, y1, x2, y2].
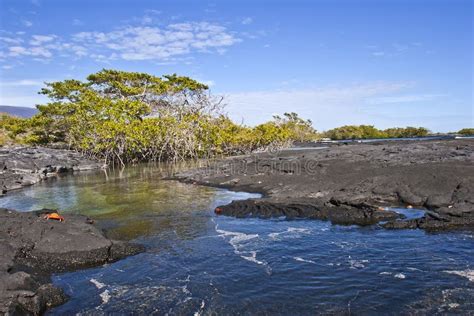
[90, 278, 106, 289]
[215, 224, 268, 268]
[99, 289, 111, 304]
[288, 227, 310, 233]
[241, 251, 265, 265]
[348, 257, 369, 269]
[194, 300, 206, 316]
[268, 227, 311, 240]
[394, 273, 406, 279]
[293, 257, 316, 264]
[407, 267, 424, 272]
[443, 269, 474, 282]
[181, 284, 191, 295]
[379, 272, 392, 275]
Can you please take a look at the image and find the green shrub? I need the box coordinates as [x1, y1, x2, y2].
[323, 125, 429, 140]
[458, 128, 474, 136]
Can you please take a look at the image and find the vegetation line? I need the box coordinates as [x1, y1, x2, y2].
[1, 69, 471, 165]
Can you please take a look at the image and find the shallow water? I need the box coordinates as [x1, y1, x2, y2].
[1, 164, 473, 314]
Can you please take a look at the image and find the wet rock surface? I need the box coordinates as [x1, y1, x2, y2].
[176, 139, 474, 230]
[0, 147, 103, 197]
[0, 208, 144, 315]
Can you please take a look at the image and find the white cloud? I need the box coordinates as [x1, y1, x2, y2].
[30, 34, 56, 45]
[145, 9, 161, 15]
[241, 17, 253, 25]
[0, 32, 85, 61]
[141, 16, 153, 24]
[0, 14, 241, 63]
[9, 46, 27, 56]
[22, 20, 33, 27]
[7, 44, 53, 58]
[72, 19, 83, 26]
[367, 94, 447, 104]
[368, 42, 425, 58]
[73, 22, 240, 61]
[0, 36, 24, 45]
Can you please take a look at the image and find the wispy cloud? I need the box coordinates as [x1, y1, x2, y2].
[1, 79, 45, 86]
[29, 34, 56, 45]
[0, 18, 241, 63]
[241, 17, 253, 25]
[225, 82, 414, 128]
[0, 33, 71, 59]
[73, 22, 240, 61]
[367, 94, 447, 104]
[368, 42, 425, 58]
[21, 20, 33, 27]
[72, 19, 83, 26]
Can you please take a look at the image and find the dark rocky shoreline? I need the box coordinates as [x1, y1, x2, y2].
[175, 139, 474, 230]
[0, 208, 144, 315]
[0, 147, 143, 315]
[0, 147, 103, 197]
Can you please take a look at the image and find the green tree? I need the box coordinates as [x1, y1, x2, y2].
[23, 69, 318, 164]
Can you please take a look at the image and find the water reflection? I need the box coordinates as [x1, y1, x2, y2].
[0, 161, 228, 240]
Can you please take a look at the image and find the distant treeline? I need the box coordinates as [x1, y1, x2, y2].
[321, 125, 430, 140]
[458, 128, 474, 136]
[1, 69, 471, 164]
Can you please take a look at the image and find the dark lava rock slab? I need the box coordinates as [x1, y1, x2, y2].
[0, 208, 144, 315]
[216, 198, 400, 226]
[0, 147, 103, 196]
[177, 139, 474, 230]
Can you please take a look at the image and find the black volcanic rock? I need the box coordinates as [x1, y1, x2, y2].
[176, 139, 474, 230]
[0, 147, 103, 196]
[0, 208, 144, 315]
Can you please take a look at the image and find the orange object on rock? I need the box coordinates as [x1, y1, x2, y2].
[215, 207, 222, 214]
[44, 212, 65, 222]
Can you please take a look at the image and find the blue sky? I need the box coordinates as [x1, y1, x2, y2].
[0, 0, 472, 132]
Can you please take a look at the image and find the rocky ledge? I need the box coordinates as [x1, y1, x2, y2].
[0, 147, 103, 196]
[0, 208, 144, 315]
[176, 139, 474, 230]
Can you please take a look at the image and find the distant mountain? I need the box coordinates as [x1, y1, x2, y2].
[0, 105, 38, 118]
